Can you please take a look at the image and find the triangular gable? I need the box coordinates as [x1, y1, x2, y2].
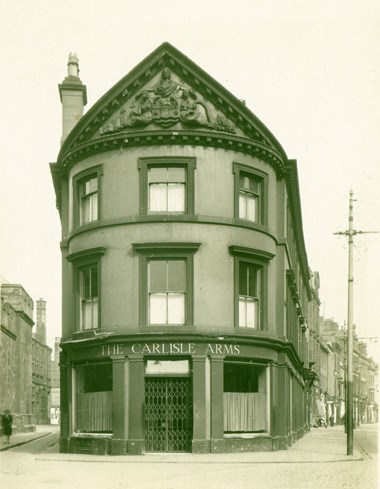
[58, 43, 287, 170]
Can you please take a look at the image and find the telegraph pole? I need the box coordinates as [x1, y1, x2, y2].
[334, 190, 378, 455]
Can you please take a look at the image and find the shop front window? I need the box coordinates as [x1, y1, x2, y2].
[223, 362, 267, 433]
[75, 362, 112, 433]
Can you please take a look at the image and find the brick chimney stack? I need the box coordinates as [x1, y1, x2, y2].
[36, 298, 47, 344]
[58, 52, 87, 145]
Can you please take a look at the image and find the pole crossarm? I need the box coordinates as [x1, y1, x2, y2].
[333, 231, 378, 236]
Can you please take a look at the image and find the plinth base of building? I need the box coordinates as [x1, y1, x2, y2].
[210, 438, 225, 453]
[192, 439, 210, 453]
[224, 435, 273, 452]
[59, 437, 69, 453]
[111, 439, 128, 455]
[270, 436, 289, 451]
[128, 439, 144, 455]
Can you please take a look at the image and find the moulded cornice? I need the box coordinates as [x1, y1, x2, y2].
[58, 129, 286, 176]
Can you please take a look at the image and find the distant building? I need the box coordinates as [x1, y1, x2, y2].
[319, 317, 378, 426]
[0, 284, 35, 432]
[1, 283, 53, 429]
[50, 337, 61, 424]
[307, 271, 321, 426]
[32, 299, 52, 424]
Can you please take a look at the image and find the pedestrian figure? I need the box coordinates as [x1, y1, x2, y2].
[2, 409, 13, 444]
[329, 414, 334, 427]
[317, 416, 327, 428]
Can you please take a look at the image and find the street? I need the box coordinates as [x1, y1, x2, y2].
[0, 425, 377, 489]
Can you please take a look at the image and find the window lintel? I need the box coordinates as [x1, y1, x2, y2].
[72, 164, 103, 182]
[138, 157, 196, 170]
[229, 246, 274, 262]
[233, 162, 267, 179]
[133, 242, 200, 255]
[66, 247, 107, 263]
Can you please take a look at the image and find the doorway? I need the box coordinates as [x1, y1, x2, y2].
[144, 377, 193, 452]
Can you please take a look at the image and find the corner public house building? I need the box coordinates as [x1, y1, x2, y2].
[51, 44, 313, 455]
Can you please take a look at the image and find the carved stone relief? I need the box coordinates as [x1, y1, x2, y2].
[100, 68, 236, 135]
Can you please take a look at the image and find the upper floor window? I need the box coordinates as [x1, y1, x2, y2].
[73, 166, 102, 228]
[239, 262, 260, 328]
[230, 246, 274, 330]
[66, 247, 107, 332]
[80, 265, 98, 330]
[139, 158, 196, 215]
[233, 163, 267, 225]
[149, 167, 185, 213]
[80, 176, 98, 224]
[149, 259, 186, 325]
[239, 174, 260, 221]
[133, 242, 200, 326]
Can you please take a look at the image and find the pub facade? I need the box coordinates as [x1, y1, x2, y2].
[51, 43, 312, 455]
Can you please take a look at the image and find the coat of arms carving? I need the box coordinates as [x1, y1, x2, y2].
[100, 68, 235, 134]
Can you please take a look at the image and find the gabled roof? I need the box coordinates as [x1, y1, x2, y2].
[57, 42, 288, 173]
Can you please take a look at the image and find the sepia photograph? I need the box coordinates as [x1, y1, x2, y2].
[0, 1, 378, 488]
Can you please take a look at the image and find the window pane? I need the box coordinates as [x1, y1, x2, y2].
[239, 263, 257, 297]
[92, 299, 98, 329]
[149, 294, 167, 324]
[240, 174, 259, 193]
[168, 167, 185, 183]
[238, 193, 246, 219]
[149, 261, 167, 292]
[239, 297, 258, 328]
[90, 267, 98, 298]
[91, 193, 98, 220]
[83, 363, 112, 393]
[168, 293, 185, 324]
[240, 175, 249, 190]
[149, 167, 168, 183]
[82, 300, 93, 329]
[224, 364, 261, 393]
[149, 183, 167, 211]
[81, 196, 90, 223]
[246, 195, 257, 221]
[168, 183, 185, 212]
[246, 298, 257, 328]
[239, 298, 245, 327]
[248, 266, 257, 297]
[168, 260, 186, 291]
[239, 262, 248, 295]
[85, 177, 98, 195]
[83, 269, 91, 298]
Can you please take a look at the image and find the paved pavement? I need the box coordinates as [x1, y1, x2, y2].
[1, 424, 374, 463]
[1, 425, 377, 489]
[0, 424, 60, 453]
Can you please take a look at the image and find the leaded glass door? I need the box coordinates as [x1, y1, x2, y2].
[145, 377, 193, 452]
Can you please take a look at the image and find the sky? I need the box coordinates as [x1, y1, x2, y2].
[0, 0, 379, 359]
